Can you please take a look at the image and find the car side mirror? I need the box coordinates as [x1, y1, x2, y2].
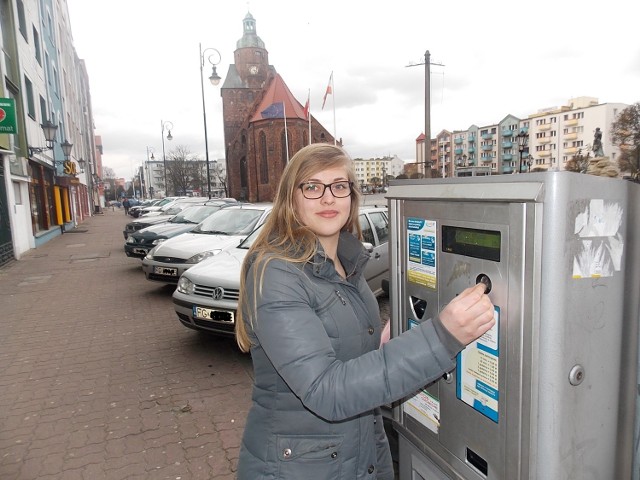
[362, 241, 374, 253]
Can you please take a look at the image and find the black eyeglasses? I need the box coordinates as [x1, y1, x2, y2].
[298, 181, 353, 199]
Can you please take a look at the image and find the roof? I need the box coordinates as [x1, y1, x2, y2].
[250, 74, 307, 122]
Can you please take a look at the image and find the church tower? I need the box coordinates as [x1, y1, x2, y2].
[221, 13, 336, 201]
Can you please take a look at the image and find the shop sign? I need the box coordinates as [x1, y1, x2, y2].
[0, 98, 17, 134]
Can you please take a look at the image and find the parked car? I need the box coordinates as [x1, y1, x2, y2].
[129, 199, 162, 218]
[124, 201, 237, 259]
[135, 196, 187, 217]
[141, 203, 273, 285]
[122, 198, 236, 239]
[172, 206, 389, 336]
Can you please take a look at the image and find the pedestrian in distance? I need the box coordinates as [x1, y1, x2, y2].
[235, 143, 496, 480]
[122, 197, 130, 215]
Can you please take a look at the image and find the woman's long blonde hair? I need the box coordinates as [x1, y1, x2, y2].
[236, 143, 362, 351]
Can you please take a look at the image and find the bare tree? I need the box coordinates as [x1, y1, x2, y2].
[165, 145, 204, 196]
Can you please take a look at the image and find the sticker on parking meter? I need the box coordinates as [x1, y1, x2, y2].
[407, 217, 437, 289]
[457, 306, 500, 423]
[404, 318, 441, 433]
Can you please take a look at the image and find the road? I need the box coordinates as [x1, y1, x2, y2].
[0, 206, 392, 479]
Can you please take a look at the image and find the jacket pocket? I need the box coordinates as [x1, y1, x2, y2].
[276, 434, 343, 479]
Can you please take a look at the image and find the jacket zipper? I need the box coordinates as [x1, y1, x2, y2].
[335, 290, 347, 305]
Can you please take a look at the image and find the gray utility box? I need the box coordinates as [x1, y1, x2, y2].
[385, 172, 640, 479]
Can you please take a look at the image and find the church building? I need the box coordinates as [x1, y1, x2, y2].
[221, 13, 337, 202]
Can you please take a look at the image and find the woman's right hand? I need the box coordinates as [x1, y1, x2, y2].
[438, 283, 495, 345]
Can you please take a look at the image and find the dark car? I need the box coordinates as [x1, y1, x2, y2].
[129, 199, 162, 218]
[124, 201, 236, 259]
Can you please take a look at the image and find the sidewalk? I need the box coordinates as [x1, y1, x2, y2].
[0, 209, 253, 479]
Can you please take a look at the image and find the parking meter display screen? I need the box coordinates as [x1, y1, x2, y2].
[442, 226, 501, 262]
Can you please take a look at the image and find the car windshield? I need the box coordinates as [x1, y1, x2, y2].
[169, 205, 222, 224]
[192, 208, 266, 235]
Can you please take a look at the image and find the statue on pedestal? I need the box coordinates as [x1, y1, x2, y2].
[592, 127, 604, 157]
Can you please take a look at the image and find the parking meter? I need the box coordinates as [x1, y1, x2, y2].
[386, 172, 640, 479]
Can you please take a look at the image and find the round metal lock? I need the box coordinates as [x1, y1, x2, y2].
[331, 452, 337, 459]
[442, 371, 453, 384]
[568, 365, 585, 386]
[283, 448, 292, 458]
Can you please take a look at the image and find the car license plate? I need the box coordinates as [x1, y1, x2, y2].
[193, 306, 234, 323]
[154, 266, 177, 276]
[133, 248, 147, 255]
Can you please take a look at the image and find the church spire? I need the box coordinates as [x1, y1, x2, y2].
[237, 12, 265, 49]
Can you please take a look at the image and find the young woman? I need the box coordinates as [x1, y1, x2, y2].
[236, 143, 495, 480]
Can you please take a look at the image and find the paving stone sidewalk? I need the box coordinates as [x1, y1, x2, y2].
[0, 209, 253, 479]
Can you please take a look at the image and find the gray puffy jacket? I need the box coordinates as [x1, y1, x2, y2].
[237, 232, 462, 480]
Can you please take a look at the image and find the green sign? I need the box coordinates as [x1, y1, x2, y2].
[0, 98, 17, 134]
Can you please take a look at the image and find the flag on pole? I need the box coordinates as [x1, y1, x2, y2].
[322, 72, 333, 110]
[303, 91, 310, 119]
[261, 102, 285, 119]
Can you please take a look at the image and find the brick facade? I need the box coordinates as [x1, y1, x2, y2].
[221, 13, 335, 202]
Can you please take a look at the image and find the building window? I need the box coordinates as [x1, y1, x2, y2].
[39, 95, 47, 122]
[24, 76, 36, 119]
[17, 0, 28, 40]
[33, 26, 42, 65]
[259, 131, 268, 184]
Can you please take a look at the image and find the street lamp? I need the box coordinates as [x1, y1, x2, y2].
[28, 121, 74, 171]
[160, 120, 173, 196]
[516, 129, 529, 174]
[200, 43, 222, 199]
[146, 147, 155, 199]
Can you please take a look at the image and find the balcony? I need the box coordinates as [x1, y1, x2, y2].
[468, 135, 476, 142]
[454, 138, 463, 144]
[539, 138, 550, 144]
[482, 145, 493, 151]
[454, 148, 464, 155]
[502, 141, 513, 148]
[502, 154, 513, 161]
[481, 133, 493, 140]
[502, 167, 513, 174]
[565, 118, 579, 126]
[564, 133, 578, 140]
[481, 156, 493, 163]
[539, 124, 551, 131]
[502, 129, 513, 137]
[565, 146, 578, 154]
[468, 147, 475, 153]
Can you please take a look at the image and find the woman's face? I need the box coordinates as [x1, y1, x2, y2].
[294, 166, 352, 243]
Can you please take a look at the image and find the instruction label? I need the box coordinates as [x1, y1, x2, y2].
[457, 306, 500, 423]
[407, 217, 437, 289]
[404, 317, 440, 433]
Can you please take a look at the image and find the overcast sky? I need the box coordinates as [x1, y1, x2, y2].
[66, 0, 640, 180]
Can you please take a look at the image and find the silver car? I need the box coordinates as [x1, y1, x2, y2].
[172, 206, 389, 336]
[141, 204, 273, 285]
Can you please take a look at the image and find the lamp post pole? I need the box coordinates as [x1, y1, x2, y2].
[160, 120, 173, 196]
[146, 147, 154, 199]
[200, 43, 222, 199]
[516, 129, 529, 174]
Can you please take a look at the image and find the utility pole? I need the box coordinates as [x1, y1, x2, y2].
[407, 50, 444, 177]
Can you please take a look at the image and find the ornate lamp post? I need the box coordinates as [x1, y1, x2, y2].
[200, 44, 222, 198]
[516, 129, 529, 174]
[160, 120, 173, 196]
[146, 147, 155, 199]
